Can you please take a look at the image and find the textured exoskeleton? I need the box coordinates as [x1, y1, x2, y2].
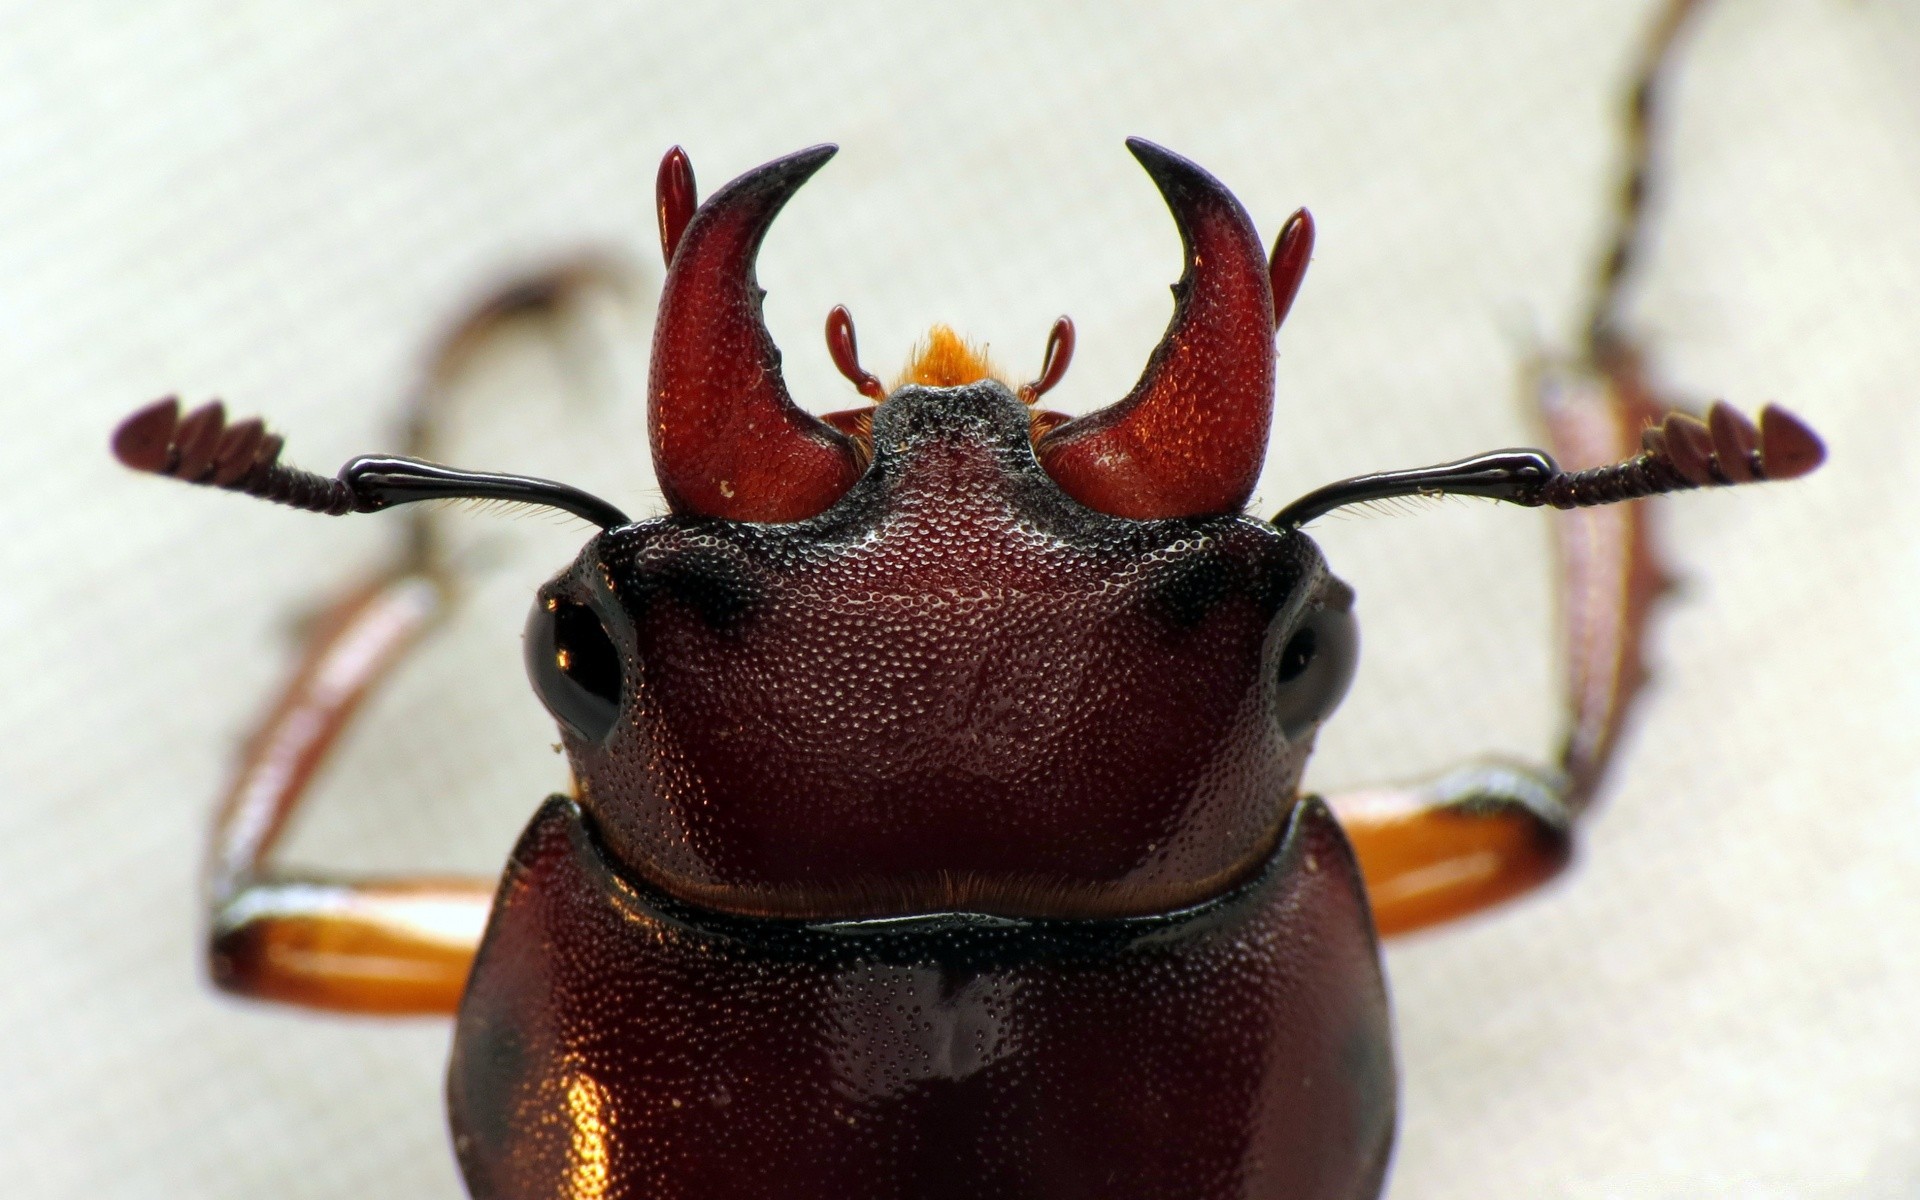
[447, 141, 1394, 1199]
[110, 121, 1822, 1198]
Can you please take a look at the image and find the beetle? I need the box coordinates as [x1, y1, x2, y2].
[106, 9, 1824, 1197]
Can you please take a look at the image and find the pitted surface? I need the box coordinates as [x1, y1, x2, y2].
[448, 795, 1395, 1200]
[546, 383, 1329, 918]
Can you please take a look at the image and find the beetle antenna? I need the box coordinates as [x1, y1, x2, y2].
[1274, 450, 1559, 529]
[1273, 401, 1823, 529]
[112, 396, 630, 529]
[825, 305, 887, 400]
[1018, 316, 1076, 405]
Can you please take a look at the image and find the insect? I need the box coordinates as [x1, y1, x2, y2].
[107, 3, 1824, 1196]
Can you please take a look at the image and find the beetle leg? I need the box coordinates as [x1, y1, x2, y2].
[200, 259, 638, 1015]
[1330, 766, 1573, 939]
[1583, 0, 1709, 360]
[1329, 358, 1667, 937]
[1332, 0, 1708, 938]
[1334, 342, 1682, 938]
[395, 252, 640, 573]
[202, 571, 495, 1015]
[208, 874, 492, 1016]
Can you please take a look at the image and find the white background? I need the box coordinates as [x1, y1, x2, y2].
[2, 2, 1916, 1196]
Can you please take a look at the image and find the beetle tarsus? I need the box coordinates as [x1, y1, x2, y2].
[1582, 0, 1710, 360]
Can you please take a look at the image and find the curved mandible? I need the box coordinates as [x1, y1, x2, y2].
[649, 144, 863, 522]
[1038, 139, 1277, 519]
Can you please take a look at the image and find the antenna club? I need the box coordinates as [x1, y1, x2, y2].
[1757, 404, 1825, 480]
[112, 396, 182, 473]
[1273, 402, 1823, 528]
[108, 398, 628, 527]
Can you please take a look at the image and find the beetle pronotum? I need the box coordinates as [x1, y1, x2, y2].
[93, 0, 1843, 1190]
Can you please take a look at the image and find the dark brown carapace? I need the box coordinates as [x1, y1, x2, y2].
[561, 140, 1350, 922]
[110, 141, 1818, 926]
[113, 128, 1822, 1200]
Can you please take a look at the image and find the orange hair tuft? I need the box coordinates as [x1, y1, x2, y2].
[894, 326, 1005, 391]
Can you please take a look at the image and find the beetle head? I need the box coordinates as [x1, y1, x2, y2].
[535, 378, 1354, 920]
[527, 142, 1356, 920]
[114, 140, 1819, 921]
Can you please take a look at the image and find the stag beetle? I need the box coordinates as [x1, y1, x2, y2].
[111, 20, 1821, 1193]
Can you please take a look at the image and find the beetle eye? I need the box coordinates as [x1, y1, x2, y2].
[525, 596, 623, 742]
[1273, 605, 1358, 741]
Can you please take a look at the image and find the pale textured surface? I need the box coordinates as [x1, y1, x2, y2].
[3, 2, 1915, 1197]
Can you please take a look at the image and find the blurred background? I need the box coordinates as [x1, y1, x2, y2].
[3, 1, 1916, 1196]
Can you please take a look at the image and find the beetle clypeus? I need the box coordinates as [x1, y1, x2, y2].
[110, 3, 1822, 1195]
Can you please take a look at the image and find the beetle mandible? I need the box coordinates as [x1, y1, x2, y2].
[108, 8, 1823, 1197]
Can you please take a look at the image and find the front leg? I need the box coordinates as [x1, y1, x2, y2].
[1333, 767, 1572, 939]
[1333, 346, 1678, 938]
[196, 258, 635, 1015]
[204, 572, 495, 1015]
[1332, 0, 1711, 938]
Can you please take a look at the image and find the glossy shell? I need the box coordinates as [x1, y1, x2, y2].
[448, 795, 1394, 1199]
[471, 146, 1393, 1199]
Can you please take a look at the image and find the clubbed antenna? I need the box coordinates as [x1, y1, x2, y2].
[1273, 401, 1823, 530]
[114, 397, 348, 513]
[1530, 402, 1822, 506]
[112, 397, 631, 529]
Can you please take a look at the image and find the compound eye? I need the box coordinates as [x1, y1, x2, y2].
[1273, 604, 1359, 741]
[525, 596, 623, 742]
